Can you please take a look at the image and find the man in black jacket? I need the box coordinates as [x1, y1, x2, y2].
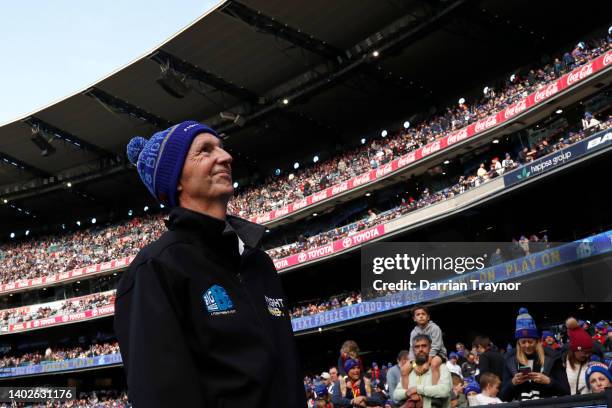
[114, 120, 306, 407]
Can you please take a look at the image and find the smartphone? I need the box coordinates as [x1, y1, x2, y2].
[518, 365, 532, 374]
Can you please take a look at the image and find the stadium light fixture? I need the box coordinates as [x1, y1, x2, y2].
[458, 97, 466, 105]
[274, 168, 281, 176]
[233, 181, 239, 188]
[282, 98, 289, 105]
[25, 230, 30, 236]
[128, 209, 133, 216]
[2, 199, 7, 204]
[76, 221, 81, 226]
[372, 50, 380, 57]
[365, 192, 371, 197]
[156, 63, 191, 99]
[144, 206, 149, 212]
[10, 232, 15, 239]
[159, 204, 165, 209]
[91, 218, 96, 224]
[293, 162, 299, 169]
[492, 139, 499, 144]
[361, 138, 366, 145]
[381, 130, 388, 137]
[443, 160, 450, 165]
[313, 155, 319, 163]
[312, 213, 318, 217]
[442, 172, 446, 175]
[265, 229, 270, 233]
[403, 121, 410, 129]
[556, 109, 563, 114]
[61, 224, 66, 230]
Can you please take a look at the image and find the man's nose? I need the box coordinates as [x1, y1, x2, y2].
[218, 147, 233, 165]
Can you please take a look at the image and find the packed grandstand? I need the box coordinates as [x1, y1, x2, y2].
[0, 1, 611, 407]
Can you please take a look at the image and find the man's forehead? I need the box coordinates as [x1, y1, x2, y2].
[193, 132, 222, 146]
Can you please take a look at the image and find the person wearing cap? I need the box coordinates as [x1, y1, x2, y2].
[541, 331, 561, 351]
[584, 361, 612, 393]
[331, 358, 384, 407]
[113, 121, 305, 408]
[563, 317, 594, 395]
[445, 352, 463, 379]
[500, 308, 569, 401]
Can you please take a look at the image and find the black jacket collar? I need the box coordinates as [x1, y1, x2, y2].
[165, 206, 266, 249]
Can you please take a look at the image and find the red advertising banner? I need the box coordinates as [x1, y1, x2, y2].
[249, 51, 612, 225]
[5, 305, 115, 334]
[0, 256, 135, 295]
[273, 224, 386, 270]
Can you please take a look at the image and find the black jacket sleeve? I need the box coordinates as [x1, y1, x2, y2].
[542, 354, 570, 397]
[114, 259, 205, 407]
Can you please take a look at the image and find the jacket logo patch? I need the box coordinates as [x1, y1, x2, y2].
[265, 295, 285, 317]
[203, 285, 236, 315]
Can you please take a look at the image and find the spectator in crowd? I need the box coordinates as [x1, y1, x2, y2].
[331, 358, 384, 407]
[450, 374, 467, 408]
[541, 331, 561, 351]
[461, 353, 478, 379]
[455, 343, 468, 365]
[582, 111, 601, 130]
[329, 367, 339, 395]
[394, 334, 452, 408]
[564, 317, 595, 395]
[338, 340, 363, 376]
[446, 352, 463, 379]
[584, 361, 612, 394]
[500, 308, 570, 401]
[473, 373, 503, 405]
[387, 350, 410, 407]
[314, 381, 333, 408]
[462, 380, 480, 406]
[408, 306, 448, 386]
[473, 336, 505, 383]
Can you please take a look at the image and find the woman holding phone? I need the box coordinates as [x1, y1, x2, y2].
[500, 308, 570, 401]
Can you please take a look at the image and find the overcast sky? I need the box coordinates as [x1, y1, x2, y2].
[0, 0, 219, 125]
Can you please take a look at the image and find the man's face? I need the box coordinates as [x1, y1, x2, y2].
[178, 133, 233, 206]
[413, 309, 429, 326]
[456, 343, 464, 352]
[348, 366, 361, 381]
[329, 368, 338, 382]
[413, 339, 431, 364]
[398, 355, 409, 367]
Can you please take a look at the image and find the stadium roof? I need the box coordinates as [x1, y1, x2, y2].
[1, 0, 609, 235]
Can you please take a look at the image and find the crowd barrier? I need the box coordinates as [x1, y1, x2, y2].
[0, 353, 121, 379]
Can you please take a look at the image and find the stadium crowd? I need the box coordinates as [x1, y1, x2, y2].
[304, 308, 612, 407]
[227, 36, 611, 219]
[0, 341, 119, 368]
[0, 292, 114, 327]
[0, 115, 609, 295]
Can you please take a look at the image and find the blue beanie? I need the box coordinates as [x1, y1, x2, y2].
[313, 382, 328, 397]
[585, 361, 612, 389]
[541, 330, 554, 340]
[344, 358, 360, 373]
[515, 307, 539, 339]
[464, 380, 480, 395]
[126, 120, 219, 207]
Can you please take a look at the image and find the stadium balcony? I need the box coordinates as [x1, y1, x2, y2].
[1, 118, 610, 298]
[229, 47, 612, 227]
